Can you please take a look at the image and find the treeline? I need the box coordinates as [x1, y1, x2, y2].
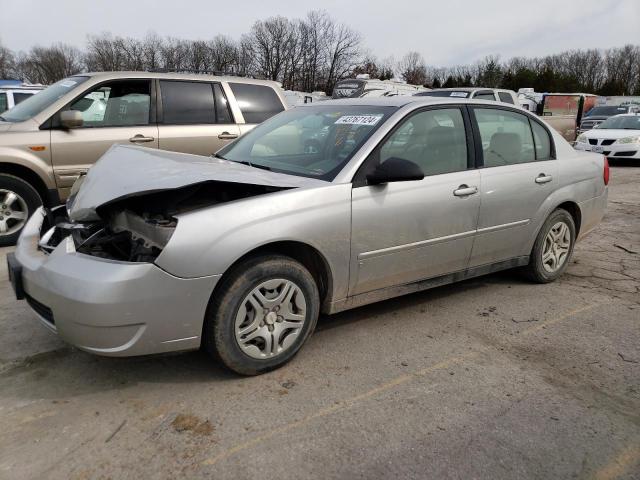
[0, 10, 638, 96]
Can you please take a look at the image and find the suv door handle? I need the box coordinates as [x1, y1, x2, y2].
[129, 134, 154, 143]
[453, 185, 478, 197]
[535, 174, 553, 184]
[218, 132, 239, 140]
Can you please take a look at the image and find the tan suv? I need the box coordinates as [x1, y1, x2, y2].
[0, 71, 287, 245]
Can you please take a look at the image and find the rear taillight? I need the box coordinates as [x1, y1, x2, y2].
[603, 156, 610, 186]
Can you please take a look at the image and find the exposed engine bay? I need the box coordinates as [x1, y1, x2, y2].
[39, 181, 288, 263]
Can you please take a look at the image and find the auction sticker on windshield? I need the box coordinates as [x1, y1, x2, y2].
[335, 115, 383, 126]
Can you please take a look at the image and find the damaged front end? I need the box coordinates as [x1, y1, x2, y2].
[39, 181, 287, 263]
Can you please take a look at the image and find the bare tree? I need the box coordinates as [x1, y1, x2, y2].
[398, 51, 427, 85]
[16, 43, 82, 84]
[0, 41, 15, 78]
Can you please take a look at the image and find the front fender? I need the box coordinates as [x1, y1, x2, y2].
[155, 183, 353, 301]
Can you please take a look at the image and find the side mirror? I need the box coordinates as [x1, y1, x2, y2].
[60, 110, 83, 129]
[366, 157, 424, 185]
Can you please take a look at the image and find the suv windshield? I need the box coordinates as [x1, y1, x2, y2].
[597, 115, 640, 130]
[217, 105, 396, 180]
[0, 76, 89, 122]
[585, 106, 628, 117]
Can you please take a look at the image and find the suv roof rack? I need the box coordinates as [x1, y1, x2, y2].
[147, 68, 263, 79]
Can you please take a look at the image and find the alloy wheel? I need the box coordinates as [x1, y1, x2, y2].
[542, 221, 571, 273]
[0, 189, 29, 237]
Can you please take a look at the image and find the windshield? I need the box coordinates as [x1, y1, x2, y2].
[585, 106, 628, 117]
[0, 76, 89, 122]
[597, 115, 640, 130]
[217, 105, 397, 180]
[414, 91, 470, 98]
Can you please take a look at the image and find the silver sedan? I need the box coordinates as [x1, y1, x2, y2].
[7, 97, 608, 375]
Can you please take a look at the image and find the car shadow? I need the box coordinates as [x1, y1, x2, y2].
[1, 268, 529, 400]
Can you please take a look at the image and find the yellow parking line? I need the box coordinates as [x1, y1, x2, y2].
[201, 303, 601, 467]
[593, 444, 640, 480]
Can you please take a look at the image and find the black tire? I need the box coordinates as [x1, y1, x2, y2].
[0, 174, 42, 247]
[523, 208, 576, 283]
[203, 255, 320, 376]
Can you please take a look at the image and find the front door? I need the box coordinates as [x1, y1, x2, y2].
[50, 79, 157, 199]
[468, 106, 559, 267]
[350, 107, 481, 296]
[157, 80, 240, 156]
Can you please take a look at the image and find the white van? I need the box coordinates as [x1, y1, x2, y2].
[332, 75, 429, 99]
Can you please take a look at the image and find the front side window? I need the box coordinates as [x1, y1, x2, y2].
[379, 108, 468, 176]
[229, 83, 284, 124]
[1, 76, 89, 122]
[67, 80, 150, 127]
[475, 108, 536, 167]
[161, 81, 215, 125]
[217, 105, 396, 180]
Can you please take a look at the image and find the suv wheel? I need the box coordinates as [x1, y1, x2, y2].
[0, 174, 42, 247]
[523, 208, 576, 283]
[203, 255, 320, 375]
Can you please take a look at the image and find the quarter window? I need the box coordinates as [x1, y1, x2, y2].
[379, 108, 469, 176]
[229, 83, 284, 124]
[474, 108, 536, 167]
[531, 120, 552, 160]
[67, 80, 151, 127]
[213, 83, 233, 123]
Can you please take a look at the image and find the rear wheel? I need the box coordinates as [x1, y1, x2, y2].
[523, 208, 576, 283]
[203, 255, 320, 375]
[0, 174, 42, 247]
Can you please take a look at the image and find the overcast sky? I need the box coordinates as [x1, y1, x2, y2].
[1, 0, 638, 66]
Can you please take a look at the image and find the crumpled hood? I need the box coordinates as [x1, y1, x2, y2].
[69, 144, 327, 221]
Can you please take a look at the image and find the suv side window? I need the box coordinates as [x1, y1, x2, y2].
[474, 92, 496, 101]
[0, 93, 7, 112]
[67, 80, 151, 127]
[498, 92, 515, 104]
[161, 81, 216, 125]
[474, 108, 536, 167]
[379, 108, 469, 176]
[229, 83, 284, 124]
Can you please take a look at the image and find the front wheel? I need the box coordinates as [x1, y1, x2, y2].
[203, 255, 320, 375]
[523, 208, 576, 283]
[0, 174, 43, 247]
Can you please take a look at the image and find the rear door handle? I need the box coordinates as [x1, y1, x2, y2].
[535, 174, 553, 184]
[129, 134, 154, 143]
[218, 132, 239, 140]
[453, 184, 478, 197]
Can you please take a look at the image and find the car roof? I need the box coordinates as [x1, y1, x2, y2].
[298, 96, 512, 108]
[78, 71, 282, 87]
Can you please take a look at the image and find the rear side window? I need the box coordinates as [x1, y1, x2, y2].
[213, 83, 233, 123]
[13, 92, 33, 105]
[498, 92, 515, 104]
[229, 83, 284, 124]
[531, 120, 553, 160]
[0, 93, 7, 112]
[474, 108, 536, 167]
[161, 81, 215, 125]
[474, 92, 496, 101]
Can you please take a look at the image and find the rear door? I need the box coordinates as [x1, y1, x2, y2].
[350, 106, 481, 295]
[157, 80, 239, 156]
[50, 79, 158, 198]
[468, 106, 558, 267]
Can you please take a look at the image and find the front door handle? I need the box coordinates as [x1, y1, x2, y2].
[535, 173, 553, 184]
[129, 134, 155, 143]
[453, 184, 478, 197]
[218, 132, 239, 140]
